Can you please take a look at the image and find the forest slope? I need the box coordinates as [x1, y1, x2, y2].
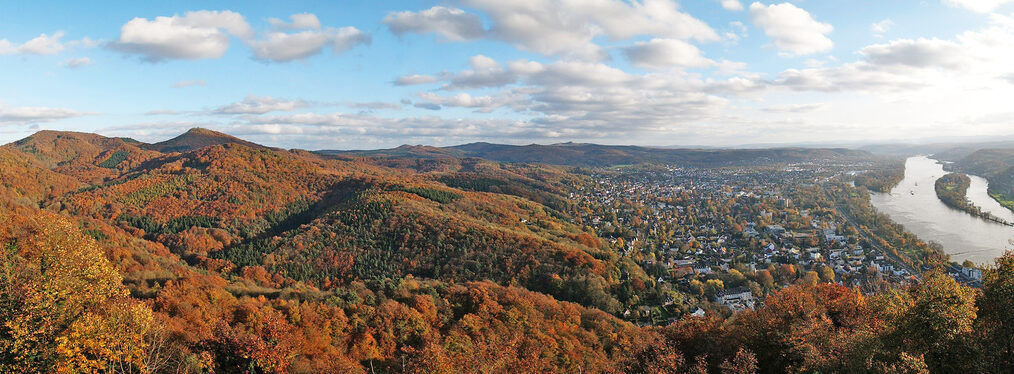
[5, 129, 1014, 372]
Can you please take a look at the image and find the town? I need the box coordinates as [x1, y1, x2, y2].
[572, 160, 981, 325]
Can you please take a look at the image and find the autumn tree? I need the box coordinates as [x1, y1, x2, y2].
[979, 251, 1014, 371]
[893, 272, 979, 372]
[0, 207, 159, 373]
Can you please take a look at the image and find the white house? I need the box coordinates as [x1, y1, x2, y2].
[716, 288, 755, 311]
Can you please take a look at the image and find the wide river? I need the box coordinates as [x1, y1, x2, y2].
[869, 156, 1014, 264]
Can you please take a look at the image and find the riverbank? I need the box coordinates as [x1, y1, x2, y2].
[989, 190, 1014, 212]
[935, 173, 1013, 226]
[869, 156, 1014, 265]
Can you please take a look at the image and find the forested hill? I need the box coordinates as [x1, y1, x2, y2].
[321, 142, 873, 167]
[143, 127, 271, 153]
[3, 128, 1014, 373]
[0, 128, 658, 372]
[949, 148, 1014, 212]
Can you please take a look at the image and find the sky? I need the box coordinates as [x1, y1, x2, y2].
[1, 0, 1013, 150]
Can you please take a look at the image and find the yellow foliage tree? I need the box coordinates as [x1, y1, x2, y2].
[0, 206, 161, 373]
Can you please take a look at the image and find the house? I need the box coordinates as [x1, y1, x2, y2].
[694, 263, 713, 275]
[716, 288, 755, 311]
[765, 225, 786, 236]
[690, 308, 706, 318]
[962, 267, 983, 281]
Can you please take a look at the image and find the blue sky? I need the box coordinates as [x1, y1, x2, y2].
[1, 0, 1013, 149]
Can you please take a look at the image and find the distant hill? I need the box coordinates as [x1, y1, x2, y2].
[952, 148, 1014, 176]
[143, 127, 268, 154]
[0, 147, 83, 206]
[8, 130, 152, 167]
[861, 140, 1014, 160]
[322, 142, 873, 167]
[5, 130, 162, 183]
[948, 148, 1014, 212]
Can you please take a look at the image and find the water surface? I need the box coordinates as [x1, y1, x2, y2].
[869, 156, 1014, 264]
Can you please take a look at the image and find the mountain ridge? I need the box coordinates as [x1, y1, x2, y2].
[6, 128, 876, 169]
[142, 127, 269, 154]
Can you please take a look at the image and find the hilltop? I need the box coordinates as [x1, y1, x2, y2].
[143, 127, 269, 153]
[6, 130, 162, 183]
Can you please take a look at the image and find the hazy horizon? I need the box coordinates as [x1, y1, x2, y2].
[10, 125, 1014, 153]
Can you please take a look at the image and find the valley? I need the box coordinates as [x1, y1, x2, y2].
[3, 128, 1011, 372]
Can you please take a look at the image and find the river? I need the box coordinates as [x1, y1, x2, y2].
[869, 156, 1014, 265]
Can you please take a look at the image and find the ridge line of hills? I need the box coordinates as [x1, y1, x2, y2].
[4, 127, 877, 169]
[4, 127, 1014, 372]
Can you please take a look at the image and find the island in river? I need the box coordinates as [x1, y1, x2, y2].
[870, 156, 1014, 264]
[935, 172, 1013, 226]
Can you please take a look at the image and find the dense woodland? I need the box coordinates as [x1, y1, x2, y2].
[2, 129, 1013, 373]
[853, 161, 905, 193]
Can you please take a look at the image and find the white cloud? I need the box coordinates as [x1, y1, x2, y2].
[772, 63, 926, 92]
[110, 11, 366, 63]
[871, 19, 894, 37]
[63, 57, 91, 68]
[268, 13, 322, 31]
[943, 0, 1014, 12]
[383, 6, 486, 41]
[111, 10, 251, 61]
[414, 102, 442, 110]
[247, 26, 369, 62]
[340, 101, 404, 110]
[761, 103, 822, 113]
[441, 55, 517, 90]
[327, 27, 371, 52]
[172, 79, 206, 88]
[405, 56, 735, 136]
[417, 92, 521, 112]
[771, 14, 1014, 93]
[388, 0, 721, 61]
[749, 2, 833, 56]
[0, 104, 93, 125]
[860, 38, 966, 69]
[394, 74, 439, 85]
[247, 13, 369, 62]
[213, 95, 307, 114]
[153, 8, 1014, 147]
[623, 38, 714, 69]
[724, 21, 749, 42]
[69, 37, 102, 48]
[718, 0, 745, 11]
[145, 110, 180, 115]
[0, 32, 66, 55]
